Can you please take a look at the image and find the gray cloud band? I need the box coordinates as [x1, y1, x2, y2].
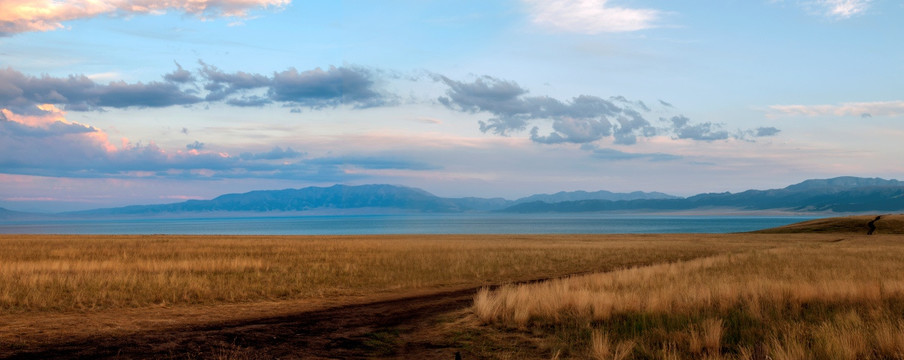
[0, 63, 391, 113]
[436, 75, 779, 145]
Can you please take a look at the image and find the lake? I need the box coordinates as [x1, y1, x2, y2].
[0, 214, 821, 235]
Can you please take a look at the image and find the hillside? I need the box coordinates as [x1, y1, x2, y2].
[65, 185, 685, 216]
[754, 214, 904, 234]
[513, 190, 678, 204]
[50, 176, 904, 216]
[503, 177, 904, 213]
[72, 184, 470, 215]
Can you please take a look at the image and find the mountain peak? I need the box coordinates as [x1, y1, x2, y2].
[784, 177, 903, 192]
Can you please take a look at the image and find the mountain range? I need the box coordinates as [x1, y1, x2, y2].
[504, 177, 904, 213]
[2, 176, 903, 217]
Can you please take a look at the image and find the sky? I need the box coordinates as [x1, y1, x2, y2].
[1, 0, 902, 212]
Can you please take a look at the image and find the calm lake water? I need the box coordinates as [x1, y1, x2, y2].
[0, 214, 821, 235]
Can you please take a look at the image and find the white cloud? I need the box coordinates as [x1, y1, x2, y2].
[820, 0, 871, 18]
[788, 0, 872, 19]
[0, 0, 290, 35]
[768, 100, 904, 117]
[522, 0, 661, 34]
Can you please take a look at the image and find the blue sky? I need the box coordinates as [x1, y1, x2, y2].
[1, 0, 902, 212]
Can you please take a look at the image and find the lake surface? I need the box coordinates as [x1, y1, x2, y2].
[0, 214, 821, 235]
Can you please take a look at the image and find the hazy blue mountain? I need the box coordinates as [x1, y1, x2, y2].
[71, 184, 473, 215]
[447, 197, 514, 211]
[513, 190, 678, 204]
[0, 207, 19, 218]
[53, 176, 904, 216]
[503, 177, 904, 213]
[0, 207, 46, 220]
[66, 185, 686, 216]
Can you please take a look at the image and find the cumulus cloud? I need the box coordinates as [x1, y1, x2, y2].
[2, 63, 393, 112]
[309, 156, 440, 171]
[437, 75, 654, 143]
[198, 61, 271, 101]
[811, 0, 872, 19]
[163, 62, 196, 84]
[186, 141, 205, 150]
[754, 127, 781, 137]
[269, 66, 392, 108]
[0, 0, 290, 36]
[768, 100, 904, 117]
[666, 115, 729, 141]
[197, 62, 391, 108]
[437, 75, 775, 145]
[238, 146, 302, 160]
[0, 67, 202, 112]
[0, 105, 429, 181]
[523, 0, 661, 33]
[582, 145, 681, 162]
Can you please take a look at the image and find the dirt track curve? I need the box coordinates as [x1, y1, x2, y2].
[4, 270, 605, 360]
[4, 287, 482, 359]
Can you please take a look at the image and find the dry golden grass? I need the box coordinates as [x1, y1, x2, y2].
[755, 214, 904, 234]
[0, 233, 782, 314]
[473, 235, 904, 359]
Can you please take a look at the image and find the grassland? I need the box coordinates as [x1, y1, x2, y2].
[2, 219, 904, 359]
[0, 234, 777, 313]
[471, 234, 904, 359]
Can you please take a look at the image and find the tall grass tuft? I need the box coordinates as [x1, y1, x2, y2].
[473, 236, 904, 359]
[2, 233, 767, 313]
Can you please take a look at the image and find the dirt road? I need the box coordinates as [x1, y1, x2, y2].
[3, 285, 484, 359]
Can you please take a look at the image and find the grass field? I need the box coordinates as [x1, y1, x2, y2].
[1, 217, 903, 359]
[0, 234, 778, 313]
[471, 234, 904, 359]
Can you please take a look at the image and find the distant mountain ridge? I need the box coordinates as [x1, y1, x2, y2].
[74, 184, 469, 215]
[14, 176, 904, 217]
[513, 190, 678, 204]
[66, 184, 684, 216]
[503, 176, 904, 213]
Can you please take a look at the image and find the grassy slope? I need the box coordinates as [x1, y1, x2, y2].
[0, 233, 787, 357]
[465, 216, 904, 359]
[754, 214, 904, 234]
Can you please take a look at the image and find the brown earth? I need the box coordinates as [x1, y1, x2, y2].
[5, 217, 896, 359]
[1, 274, 583, 359]
[752, 214, 904, 234]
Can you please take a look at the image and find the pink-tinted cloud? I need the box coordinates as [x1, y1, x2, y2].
[0, 0, 290, 35]
[768, 100, 904, 118]
[522, 0, 662, 34]
[0, 105, 432, 181]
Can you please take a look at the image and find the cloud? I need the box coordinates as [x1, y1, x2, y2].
[1, 106, 98, 138]
[1, 106, 434, 183]
[197, 62, 392, 108]
[238, 146, 302, 160]
[163, 62, 195, 84]
[530, 117, 612, 144]
[667, 115, 729, 141]
[437, 75, 653, 143]
[438, 75, 774, 145]
[309, 156, 440, 171]
[522, 0, 661, 34]
[811, 0, 872, 19]
[768, 100, 904, 117]
[198, 61, 271, 101]
[2, 63, 394, 112]
[269, 66, 392, 108]
[0, 0, 290, 36]
[754, 127, 781, 137]
[583, 145, 681, 162]
[186, 141, 205, 150]
[0, 67, 203, 112]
